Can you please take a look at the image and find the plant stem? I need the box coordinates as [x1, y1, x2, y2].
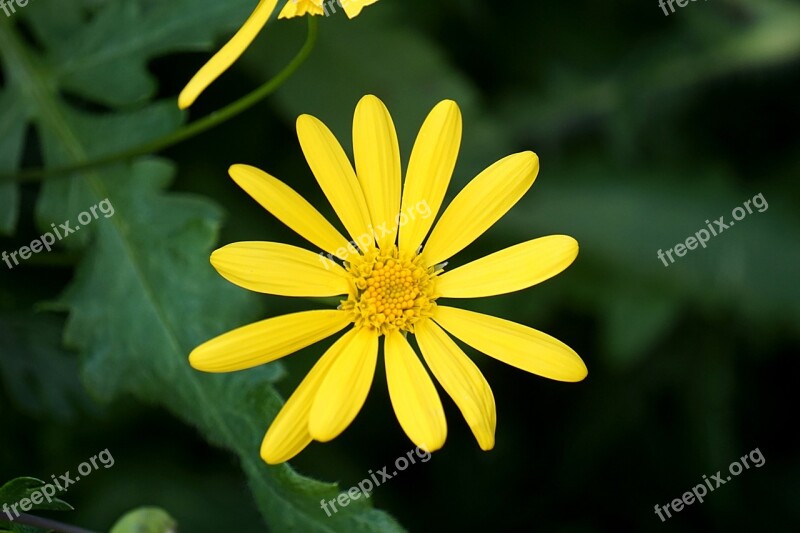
[14, 513, 99, 533]
[2, 17, 319, 184]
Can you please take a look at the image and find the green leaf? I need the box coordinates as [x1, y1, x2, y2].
[0, 313, 94, 421]
[0, 477, 73, 511]
[54, 155, 402, 531]
[0, 477, 73, 533]
[109, 507, 177, 533]
[0, 2, 404, 531]
[24, 0, 257, 107]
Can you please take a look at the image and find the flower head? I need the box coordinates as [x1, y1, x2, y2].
[190, 95, 588, 464]
[178, 0, 379, 109]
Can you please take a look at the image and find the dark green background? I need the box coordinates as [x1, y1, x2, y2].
[1, 0, 798, 531]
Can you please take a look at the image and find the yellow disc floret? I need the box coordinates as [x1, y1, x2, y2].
[342, 246, 439, 334]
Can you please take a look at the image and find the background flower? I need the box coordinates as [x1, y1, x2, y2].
[179, 0, 380, 109]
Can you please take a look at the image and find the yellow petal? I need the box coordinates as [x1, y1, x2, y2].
[434, 306, 587, 382]
[211, 242, 350, 297]
[309, 327, 378, 441]
[229, 165, 352, 260]
[437, 235, 578, 298]
[189, 310, 350, 372]
[353, 95, 401, 250]
[296, 115, 374, 251]
[399, 100, 462, 255]
[384, 330, 447, 451]
[261, 329, 355, 464]
[278, 0, 324, 18]
[421, 152, 539, 266]
[415, 319, 496, 450]
[178, 0, 279, 109]
[341, 0, 379, 18]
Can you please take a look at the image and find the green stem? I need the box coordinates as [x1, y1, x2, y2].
[2, 17, 318, 183]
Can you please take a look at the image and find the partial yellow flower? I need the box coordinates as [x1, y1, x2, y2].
[335, 0, 380, 19]
[189, 95, 588, 464]
[178, 0, 380, 110]
[279, 0, 378, 19]
[278, 0, 325, 19]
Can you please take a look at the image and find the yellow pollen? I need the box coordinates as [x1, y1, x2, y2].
[341, 246, 439, 334]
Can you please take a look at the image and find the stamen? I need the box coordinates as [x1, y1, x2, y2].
[341, 246, 439, 334]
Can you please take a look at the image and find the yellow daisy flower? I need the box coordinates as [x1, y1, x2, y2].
[178, 0, 379, 109]
[189, 95, 588, 464]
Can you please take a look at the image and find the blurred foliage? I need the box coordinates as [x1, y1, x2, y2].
[0, 312, 93, 420]
[1, 0, 798, 532]
[0, 477, 72, 533]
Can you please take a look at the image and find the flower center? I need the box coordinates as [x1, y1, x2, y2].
[342, 247, 438, 334]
